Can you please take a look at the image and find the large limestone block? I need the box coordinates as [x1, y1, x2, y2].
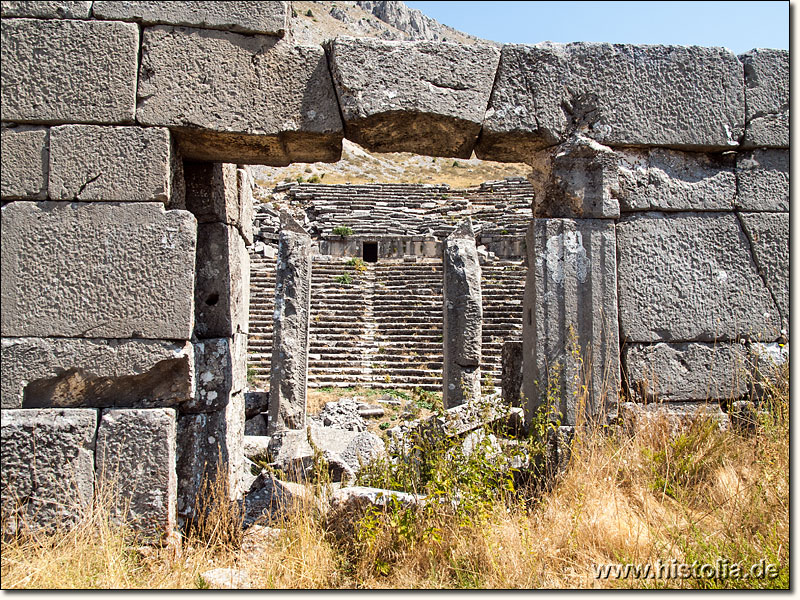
[137, 26, 342, 164]
[522, 219, 620, 426]
[188, 335, 247, 413]
[739, 212, 789, 336]
[195, 223, 250, 338]
[49, 125, 173, 203]
[1, 125, 48, 200]
[478, 43, 744, 161]
[740, 49, 789, 148]
[327, 36, 500, 158]
[176, 394, 244, 525]
[1, 202, 196, 339]
[618, 148, 736, 212]
[442, 219, 482, 408]
[736, 150, 789, 212]
[617, 212, 780, 343]
[749, 342, 789, 398]
[93, 1, 289, 36]
[0, 1, 91, 18]
[184, 162, 252, 244]
[1, 337, 194, 410]
[268, 216, 312, 433]
[1, 408, 96, 533]
[96, 408, 177, 540]
[528, 135, 620, 218]
[624, 342, 749, 403]
[1, 18, 138, 124]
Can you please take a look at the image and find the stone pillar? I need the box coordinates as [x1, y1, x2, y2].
[442, 218, 483, 409]
[268, 213, 312, 434]
[523, 135, 621, 427]
[501, 341, 524, 407]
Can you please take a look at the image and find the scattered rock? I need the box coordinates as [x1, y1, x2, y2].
[200, 567, 250, 590]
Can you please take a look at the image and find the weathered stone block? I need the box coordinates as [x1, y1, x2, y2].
[268, 215, 312, 433]
[1, 337, 194, 410]
[93, 1, 289, 36]
[617, 148, 736, 212]
[618, 401, 730, 434]
[748, 342, 789, 399]
[0, 1, 91, 18]
[184, 162, 252, 244]
[736, 150, 789, 212]
[739, 212, 789, 335]
[442, 219, 482, 408]
[49, 125, 173, 203]
[617, 212, 780, 343]
[137, 27, 342, 164]
[176, 392, 244, 525]
[327, 37, 499, 158]
[1, 202, 197, 339]
[501, 341, 523, 407]
[1, 18, 138, 124]
[245, 391, 269, 420]
[522, 219, 620, 426]
[244, 414, 268, 436]
[195, 223, 250, 338]
[237, 168, 255, 246]
[740, 49, 789, 148]
[1, 125, 48, 200]
[187, 334, 247, 413]
[528, 135, 620, 218]
[1, 408, 96, 533]
[96, 408, 177, 540]
[624, 342, 749, 403]
[478, 43, 744, 161]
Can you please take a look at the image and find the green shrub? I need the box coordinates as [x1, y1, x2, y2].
[332, 226, 353, 237]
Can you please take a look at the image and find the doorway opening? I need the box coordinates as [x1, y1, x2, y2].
[363, 241, 378, 263]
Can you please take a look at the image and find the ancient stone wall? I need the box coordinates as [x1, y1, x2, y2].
[1, 0, 788, 534]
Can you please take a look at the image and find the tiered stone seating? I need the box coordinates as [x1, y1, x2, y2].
[247, 255, 277, 387]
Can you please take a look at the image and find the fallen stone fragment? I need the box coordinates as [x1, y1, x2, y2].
[243, 472, 312, 526]
[330, 486, 424, 511]
[200, 568, 251, 590]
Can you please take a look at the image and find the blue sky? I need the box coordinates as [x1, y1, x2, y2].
[404, 1, 788, 54]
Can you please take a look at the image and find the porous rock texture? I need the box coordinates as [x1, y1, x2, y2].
[48, 125, 173, 203]
[0, 337, 194, 410]
[1, 202, 197, 340]
[442, 218, 482, 408]
[1, 408, 97, 533]
[0, 1, 91, 18]
[523, 218, 620, 426]
[740, 48, 789, 148]
[188, 335, 247, 413]
[616, 212, 780, 343]
[327, 36, 500, 157]
[137, 26, 342, 164]
[478, 42, 744, 161]
[96, 408, 177, 540]
[92, 1, 289, 36]
[1, 18, 138, 124]
[0, 125, 48, 200]
[623, 342, 749, 403]
[735, 150, 789, 212]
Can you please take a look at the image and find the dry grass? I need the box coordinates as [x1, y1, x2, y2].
[2, 371, 788, 589]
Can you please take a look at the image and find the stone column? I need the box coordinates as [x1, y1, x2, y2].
[523, 135, 621, 427]
[442, 218, 483, 409]
[268, 213, 312, 434]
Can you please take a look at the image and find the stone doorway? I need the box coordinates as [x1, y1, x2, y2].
[362, 241, 378, 263]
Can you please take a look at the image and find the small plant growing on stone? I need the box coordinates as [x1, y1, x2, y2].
[347, 257, 368, 274]
[305, 8, 313, 17]
[335, 272, 353, 285]
[332, 226, 353, 237]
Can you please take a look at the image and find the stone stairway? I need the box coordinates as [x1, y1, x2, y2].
[247, 254, 526, 393]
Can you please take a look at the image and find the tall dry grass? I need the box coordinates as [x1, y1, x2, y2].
[2, 365, 788, 589]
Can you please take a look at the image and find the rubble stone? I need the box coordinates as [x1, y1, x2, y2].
[1, 202, 196, 339]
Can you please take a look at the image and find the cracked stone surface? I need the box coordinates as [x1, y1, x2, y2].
[48, 125, 173, 202]
[442, 218, 482, 408]
[1, 125, 48, 200]
[96, 408, 177, 540]
[1, 18, 138, 124]
[1, 408, 97, 534]
[624, 342, 749, 403]
[617, 212, 780, 343]
[740, 49, 789, 148]
[1, 337, 194, 410]
[1, 202, 197, 339]
[327, 36, 500, 157]
[478, 42, 744, 161]
[137, 26, 342, 164]
[93, 1, 288, 36]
